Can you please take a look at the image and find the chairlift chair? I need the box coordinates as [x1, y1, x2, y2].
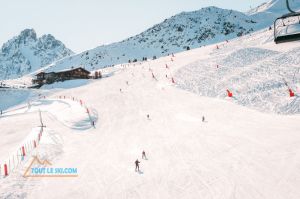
[274, 0, 300, 44]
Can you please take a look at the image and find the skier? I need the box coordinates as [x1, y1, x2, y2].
[202, 116, 205, 122]
[135, 159, 140, 172]
[172, 77, 175, 84]
[152, 73, 155, 79]
[147, 114, 150, 120]
[142, 151, 147, 160]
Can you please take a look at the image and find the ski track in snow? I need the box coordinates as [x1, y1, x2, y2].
[0, 97, 95, 198]
[175, 29, 300, 114]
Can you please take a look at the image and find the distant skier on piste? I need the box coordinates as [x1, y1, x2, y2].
[135, 159, 140, 172]
[147, 114, 150, 120]
[202, 116, 205, 122]
[142, 151, 147, 160]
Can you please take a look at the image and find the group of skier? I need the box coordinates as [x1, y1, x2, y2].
[120, 75, 206, 172]
[135, 150, 147, 172]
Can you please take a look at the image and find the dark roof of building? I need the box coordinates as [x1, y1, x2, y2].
[35, 67, 90, 76]
[36, 71, 45, 76]
[56, 67, 90, 74]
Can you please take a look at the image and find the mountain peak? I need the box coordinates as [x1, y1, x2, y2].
[0, 28, 73, 80]
[19, 28, 37, 40]
[44, 6, 258, 75]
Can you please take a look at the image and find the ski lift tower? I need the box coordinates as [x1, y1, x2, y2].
[38, 109, 46, 131]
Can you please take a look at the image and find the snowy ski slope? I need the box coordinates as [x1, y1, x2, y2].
[0, 27, 300, 199]
[176, 29, 300, 114]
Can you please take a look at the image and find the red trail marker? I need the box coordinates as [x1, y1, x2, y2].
[4, 164, 8, 176]
[289, 89, 295, 97]
[226, 89, 233, 97]
[22, 146, 26, 156]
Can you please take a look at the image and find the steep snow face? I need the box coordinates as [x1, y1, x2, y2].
[249, 0, 300, 14]
[248, 0, 300, 26]
[175, 29, 300, 114]
[0, 29, 73, 80]
[41, 7, 258, 74]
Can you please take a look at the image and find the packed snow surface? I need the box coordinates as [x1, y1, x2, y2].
[0, 26, 300, 199]
[0, 89, 32, 111]
[176, 29, 300, 114]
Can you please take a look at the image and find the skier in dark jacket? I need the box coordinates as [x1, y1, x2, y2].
[135, 159, 140, 171]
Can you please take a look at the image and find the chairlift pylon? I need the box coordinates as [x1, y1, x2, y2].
[274, 0, 300, 44]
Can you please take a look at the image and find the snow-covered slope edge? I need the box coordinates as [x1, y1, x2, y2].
[175, 28, 300, 114]
[249, 0, 300, 27]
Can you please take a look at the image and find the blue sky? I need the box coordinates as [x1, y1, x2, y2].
[0, 0, 267, 53]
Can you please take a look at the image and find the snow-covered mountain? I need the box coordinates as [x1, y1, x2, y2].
[41, 6, 259, 74]
[42, 1, 299, 75]
[3, 0, 299, 81]
[0, 29, 73, 80]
